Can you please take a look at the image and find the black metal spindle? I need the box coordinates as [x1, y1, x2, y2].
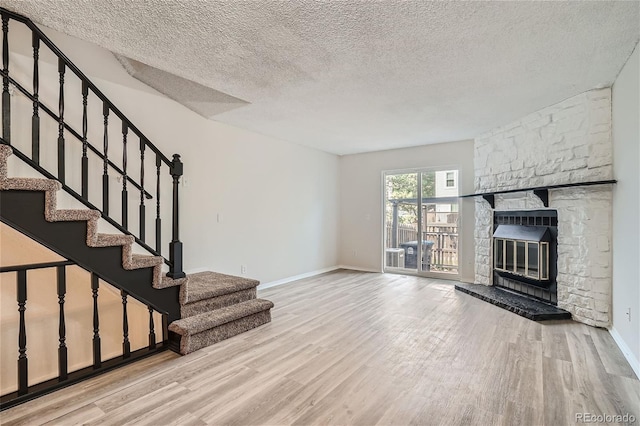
[102, 102, 109, 214]
[155, 154, 161, 253]
[148, 306, 156, 350]
[57, 265, 68, 381]
[2, 14, 10, 143]
[168, 154, 185, 278]
[17, 269, 28, 396]
[139, 140, 146, 241]
[31, 32, 39, 163]
[81, 81, 89, 199]
[121, 290, 130, 358]
[57, 58, 65, 183]
[91, 273, 101, 369]
[121, 122, 128, 228]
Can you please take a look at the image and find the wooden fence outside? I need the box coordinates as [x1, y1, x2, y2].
[385, 223, 458, 272]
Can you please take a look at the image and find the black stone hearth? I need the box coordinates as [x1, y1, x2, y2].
[455, 283, 571, 321]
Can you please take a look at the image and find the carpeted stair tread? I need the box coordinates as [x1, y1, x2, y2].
[93, 233, 135, 247]
[181, 287, 257, 318]
[0, 177, 61, 191]
[173, 310, 271, 355]
[180, 271, 260, 304]
[154, 275, 188, 289]
[125, 254, 163, 270]
[49, 209, 101, 222]
[169, 298, 274, 336]
[0, 144, 10, 179]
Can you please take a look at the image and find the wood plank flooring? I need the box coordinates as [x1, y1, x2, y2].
[1, 270, 638, 425]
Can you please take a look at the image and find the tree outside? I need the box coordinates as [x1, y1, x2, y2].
[385, 172, 435, 225]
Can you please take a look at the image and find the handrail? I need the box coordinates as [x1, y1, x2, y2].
[0, 7, 171, 166]
[0, 7, 185, 278]
[3, 73, 152, 199]
[0, 260, 73, 272]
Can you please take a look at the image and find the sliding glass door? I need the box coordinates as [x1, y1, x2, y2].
[384, 169, 459, 276]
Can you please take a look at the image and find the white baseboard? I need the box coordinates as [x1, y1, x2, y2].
[609, 327, 640, 379]
[184, 267, 209, 275]
[337, 265, 382, 273]
[258, 266, 341, 290]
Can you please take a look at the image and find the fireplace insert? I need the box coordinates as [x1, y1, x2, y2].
[493, 210, 558, 304]
[494, 225, 550, 282]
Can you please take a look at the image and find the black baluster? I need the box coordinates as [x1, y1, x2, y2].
[121, 122, 128, 228]
[102, 102, 109, 214]
[17, 270, 28, 396]
[57, 265, 68, 381]
[31, 32, 39, 163]
[81, 81, 89, 199]
[91, 274, 101, 369]
[168, 154, 185, 278]
[155, 154, 161, 253]
[139, 140, 146, 241]
[57, 58, 65, 183]
[121, 290, 130, 358]
[148, 306, 156, 350]
[2, 14, 10, 143]
[162, 314, 168, 343]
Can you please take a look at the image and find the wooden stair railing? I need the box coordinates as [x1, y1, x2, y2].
[0, 258, 169, 410]
[0, 7, 185, 279]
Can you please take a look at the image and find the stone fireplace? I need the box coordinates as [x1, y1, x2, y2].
[473, 88, 613, 327]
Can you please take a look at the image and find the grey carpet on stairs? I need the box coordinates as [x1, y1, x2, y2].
[180, 310, 272, 354]
[181, 287, 257, 317]
[179, 271, 260, 304]
[171, 299, 274, 335]
[170, 298, 274, 354]
[169, 271, 273, 354]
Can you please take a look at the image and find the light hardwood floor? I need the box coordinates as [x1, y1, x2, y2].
[2, 270, 638, 426]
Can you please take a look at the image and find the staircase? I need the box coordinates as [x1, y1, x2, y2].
[0, 7, 272, 410]
[169, 272, 273, 354]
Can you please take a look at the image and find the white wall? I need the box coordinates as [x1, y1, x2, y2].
[612, 43, 639, 375]
[6, 23, 340, 285]
[338, 141, 475, 282]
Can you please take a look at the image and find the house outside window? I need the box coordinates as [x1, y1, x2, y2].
[446, 171, 455, 188]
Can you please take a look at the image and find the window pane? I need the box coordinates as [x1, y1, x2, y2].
[384, 173, 418, 271]
[505, 240, 515, 271]
[422, 171, 458, 274]
[527, 243, 539, 278]
[446, 171, 455, 187]
[541, 243, 548, 280]
[516, 241, 526, 274]
[495, 239, 504, 269]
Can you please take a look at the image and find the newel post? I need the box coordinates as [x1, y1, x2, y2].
[168, 154, 185, 279]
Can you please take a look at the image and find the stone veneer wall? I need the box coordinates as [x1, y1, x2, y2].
[474, 88, 613, 327]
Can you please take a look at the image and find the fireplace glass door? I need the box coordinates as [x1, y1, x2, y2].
[527, 242, 539, 279]
[494, 237, 549, 281]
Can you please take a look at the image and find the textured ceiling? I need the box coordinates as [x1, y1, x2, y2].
[115, 55, 249, 119]
[2, 1, 638, 155]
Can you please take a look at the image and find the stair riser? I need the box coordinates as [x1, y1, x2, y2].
[180, 310, 271, 355]
[181, 288, 257, 318]
[1, 190, 181, 322]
